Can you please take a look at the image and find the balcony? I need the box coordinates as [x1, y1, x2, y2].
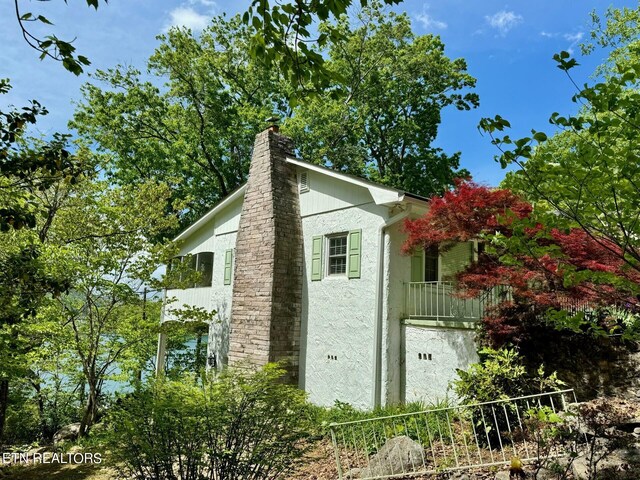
[403, 281, 594, 330]
[403, 281, 491, 327]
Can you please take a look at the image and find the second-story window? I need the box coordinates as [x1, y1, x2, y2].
[311, 230, 361, 281]
[327, 234, 348, 275]
[168, 252, 214, 289]
[196, 252, 214, 287]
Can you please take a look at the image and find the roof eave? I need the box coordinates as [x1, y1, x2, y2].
[286, 157, 405, 206]
[173, 185, 247, 242]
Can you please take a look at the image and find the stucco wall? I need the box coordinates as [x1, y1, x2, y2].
[164, 201, 242, 368]
[207, 231, 236, 368]
[403, 326, 478, 404]
[381, 222, 412, 405]
[300, 198, 388, 409]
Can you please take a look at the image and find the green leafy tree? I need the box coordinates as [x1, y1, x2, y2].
[0, 79, 80, 232]
[13, 0, 105, 75]
[75, 8, 476, 224]
[243, 0, 402, 89]
[72, 16, 289, 232]
[0, 80, 85, 442]
[284, 5, 478, 197]
[582, 4, 640, 76]
[36, 178, 179, 435]
[0, 231, 71, 442]
[479, 5, 640, 305]
[13, 0, 406, 83]
[1, 159, 180, 442]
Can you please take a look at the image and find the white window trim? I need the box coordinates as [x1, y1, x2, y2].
[325, 232, 349, 277]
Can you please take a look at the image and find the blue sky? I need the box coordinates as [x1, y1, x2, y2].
[1, 0, 636, 186]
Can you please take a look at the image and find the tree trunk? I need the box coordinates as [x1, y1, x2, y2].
[79, 380, 86, 406]
[31, 379, 48, 440]
[78, 383, 98, 438]
[0, 379, 9, 444]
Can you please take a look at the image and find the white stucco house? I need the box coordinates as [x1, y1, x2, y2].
[157, 128, 481, 409]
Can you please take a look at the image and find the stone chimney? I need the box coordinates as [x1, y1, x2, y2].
[228, 129, 303, 383]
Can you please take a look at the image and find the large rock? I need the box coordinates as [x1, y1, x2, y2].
[53, 422, 81, 444]
[357, 435, 425, 478]
[572, 444, 640, 479]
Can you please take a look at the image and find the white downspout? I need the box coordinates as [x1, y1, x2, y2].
[372, 206, 411, 408]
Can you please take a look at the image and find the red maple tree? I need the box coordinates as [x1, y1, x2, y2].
[403, 180, 640, 346]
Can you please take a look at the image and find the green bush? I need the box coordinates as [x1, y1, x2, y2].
[453, 347, 563, 403]
[102, 364, 313, 480]
[453, 347, 564, 448]
[4, 400, 41, 446]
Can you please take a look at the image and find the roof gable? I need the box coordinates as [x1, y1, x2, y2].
[174, 157, 429, 242]
[285, 157, 405, 205]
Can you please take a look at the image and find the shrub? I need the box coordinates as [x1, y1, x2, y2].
[104, 377, 207, 480]
[3, 378, 81, 445]
[524, 398, 639, 480]
[102, 364, 313, 480]
[202, 364, 313, 479]
[453, 347, 564, 448]
[453, 347, 563, 403]
[313, 399, 435, 426]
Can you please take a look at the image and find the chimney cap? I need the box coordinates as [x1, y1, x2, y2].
[265, 115, 280, 133]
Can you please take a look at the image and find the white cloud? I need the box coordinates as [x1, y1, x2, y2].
[415, 13, 447, 30]
[165, 6, 210, 32]
[485, 10, 523, 36]
[189, 0, 216, 7]
[564, 32, 583, 42]
[539, 31, 584, 54]
[564, 31, 584, 54]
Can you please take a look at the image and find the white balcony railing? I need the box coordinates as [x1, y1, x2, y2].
[404, 281, 488, 321]
[404, 282, 594, 323]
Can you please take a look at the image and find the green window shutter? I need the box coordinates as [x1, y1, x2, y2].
[223, 249, 233, 285]
[411, 248, 424, 282]
[311, 236, 323, 281]
[347, 229, 362, 279]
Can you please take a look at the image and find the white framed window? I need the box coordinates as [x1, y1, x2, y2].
[195, 252, 214, 287]
[168, 252, 213, 289]
[311, 230, 361, 281]
[327, 233, 348, 276]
